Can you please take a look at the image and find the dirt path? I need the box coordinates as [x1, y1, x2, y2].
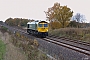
[0, 32, 27, 60]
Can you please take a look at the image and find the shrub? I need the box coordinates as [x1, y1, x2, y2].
[0, 26, 8, 34]
[0, 40, 6, 60]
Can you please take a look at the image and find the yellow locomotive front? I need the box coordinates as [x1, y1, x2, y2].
[37, 21, 48, 37]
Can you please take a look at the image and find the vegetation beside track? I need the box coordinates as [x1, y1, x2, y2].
[0, 25, 51, 60]
[49, 28, 90, 43]
[10, 32, 50, 60]
[0, 40, 6, 60]
[0, 26, 7, 60]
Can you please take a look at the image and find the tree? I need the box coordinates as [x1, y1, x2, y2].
[50, 21, 61, 29]
[72, 13, 86, 23]
[72, 13, 86, 27]
[68, 20, 78, 27]
[45, 2, 73, 28]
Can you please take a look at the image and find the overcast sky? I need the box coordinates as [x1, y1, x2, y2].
[0, 0, 90, 22]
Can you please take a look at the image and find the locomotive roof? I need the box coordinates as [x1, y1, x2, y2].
[27, 21, 48, 24]
[39, 21, 48, 23]
[27, 21, 39, 24]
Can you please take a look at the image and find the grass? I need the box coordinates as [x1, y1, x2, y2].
[0, 40, 6, 60]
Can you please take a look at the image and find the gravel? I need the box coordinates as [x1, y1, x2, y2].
[36, 38, 90, 60]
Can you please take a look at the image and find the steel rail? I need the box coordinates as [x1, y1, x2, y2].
[43, 38, 90, 56]
[48, 35, 90, 46]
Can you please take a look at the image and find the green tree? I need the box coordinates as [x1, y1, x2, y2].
[45, 2, 73, 28]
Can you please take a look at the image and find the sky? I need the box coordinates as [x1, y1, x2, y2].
[0, 0, 90, 22]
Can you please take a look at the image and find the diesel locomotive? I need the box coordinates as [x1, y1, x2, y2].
[27, 20, 49, 37]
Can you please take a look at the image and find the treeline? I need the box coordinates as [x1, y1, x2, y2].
[5, 17, 90, 29]
[49, 20, 90, 29]
[68, 21, 90, 28]
[5, 18, 31, 27]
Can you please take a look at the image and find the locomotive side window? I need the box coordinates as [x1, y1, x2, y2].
[27, 24, 29, 28]
[44, 24, 48, 27]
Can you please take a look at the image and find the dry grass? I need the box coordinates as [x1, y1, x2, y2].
[49, 28, 90, 43]
[10, 32, 51, 60]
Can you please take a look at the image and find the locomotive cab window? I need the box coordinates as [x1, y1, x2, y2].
[38, 24, 43, 27]
[44, 24, 48, 27]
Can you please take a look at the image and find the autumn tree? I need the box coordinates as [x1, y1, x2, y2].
[50, 21, 61, 29]
[45, 2, 73, 28]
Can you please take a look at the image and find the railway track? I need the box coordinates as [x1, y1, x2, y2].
[43, 37, 90, 56]
[48, 35, 90, 46]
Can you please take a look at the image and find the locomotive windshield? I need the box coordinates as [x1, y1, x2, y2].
[38, 24, 48, 27]
[38, 24, 43, 27]
[44, 24, 48, 27]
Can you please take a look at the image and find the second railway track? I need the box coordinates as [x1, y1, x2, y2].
[43, 37, 90, 56]
[48, 35, 90, 46]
